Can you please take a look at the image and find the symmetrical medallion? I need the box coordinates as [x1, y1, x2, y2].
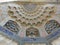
[26, 27, 40, 38]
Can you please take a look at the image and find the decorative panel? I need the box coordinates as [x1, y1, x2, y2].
[4, 20, 19, 34]
[45, 20, 60, 34]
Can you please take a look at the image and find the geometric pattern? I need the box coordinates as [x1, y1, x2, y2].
[7, 3, 56, 27]
[0, 2, 60, 45]
[45, 20, 60, 34]
[4, 20, 19, 34]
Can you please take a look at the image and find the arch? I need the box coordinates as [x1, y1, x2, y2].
[4, 20, 20, 34]
[26, 27, 40, 38]
[45, 20, 60, 34]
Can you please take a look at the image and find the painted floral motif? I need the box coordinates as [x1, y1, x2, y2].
[45, 20, 60, 34]
[4, 20, 19, 34]
[26, 27, 40, 38]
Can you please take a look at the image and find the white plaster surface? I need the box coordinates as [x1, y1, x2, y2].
[0, 34, 18, 45]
